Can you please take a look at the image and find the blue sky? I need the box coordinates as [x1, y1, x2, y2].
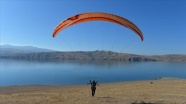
[1, 0, 186, 55]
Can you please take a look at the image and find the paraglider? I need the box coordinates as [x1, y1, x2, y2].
[52, 12, 143, 41]
[52, 12, 144, 97]
[87, 80, 99, 97]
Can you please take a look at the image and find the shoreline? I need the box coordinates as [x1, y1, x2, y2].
[1, 77, 186, 104]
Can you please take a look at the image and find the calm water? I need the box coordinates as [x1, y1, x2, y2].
[0, 59, 186, 86]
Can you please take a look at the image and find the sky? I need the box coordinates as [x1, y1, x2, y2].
[1, 0, 186, 55]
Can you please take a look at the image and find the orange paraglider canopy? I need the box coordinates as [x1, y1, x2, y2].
[52, 12, 143, 41]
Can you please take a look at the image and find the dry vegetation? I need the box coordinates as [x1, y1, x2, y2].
[1, 78, 186, 104]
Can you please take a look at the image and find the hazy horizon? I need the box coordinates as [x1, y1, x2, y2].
[1, 44, 186, 56]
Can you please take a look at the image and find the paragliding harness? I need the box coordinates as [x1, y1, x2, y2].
[91, 81, 97, 90]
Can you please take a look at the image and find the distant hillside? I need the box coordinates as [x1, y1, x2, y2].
[1, 50, 186, 62]
[0, 44, 55, 54]
[149, 54, 186, 62]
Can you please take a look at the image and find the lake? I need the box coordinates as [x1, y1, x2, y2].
[0, 59, 186, 86]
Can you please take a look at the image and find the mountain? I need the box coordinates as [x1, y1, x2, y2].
[0, 50, 186, 62]
[0, 44, 55, 54]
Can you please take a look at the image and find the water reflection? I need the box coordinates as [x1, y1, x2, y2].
[0, 59, 186, 86]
